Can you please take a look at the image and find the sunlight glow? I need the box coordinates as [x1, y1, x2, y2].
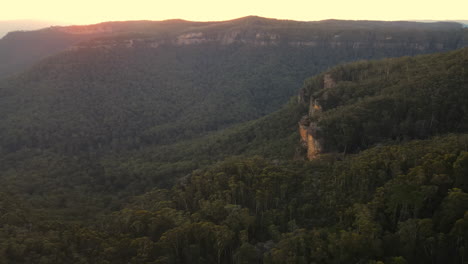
[2, 0, 467, 25]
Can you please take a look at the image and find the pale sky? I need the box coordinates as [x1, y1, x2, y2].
[1, 0, 467, 25]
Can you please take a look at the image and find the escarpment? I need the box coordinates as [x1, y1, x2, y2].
[299, 116, 324, 160]
[68, 28, 467, 51]
[298, 74, 334, 160]
[297, 47, 468, 160]
[64, 18, 468, 51]
[2, 17, 467, 79]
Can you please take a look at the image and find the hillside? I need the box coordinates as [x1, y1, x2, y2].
[0, 27, 103, 78]
[298, 47, 468, 158]
[1, 17, 468, 155]
[0, 19, 212, 78]
[1, 18, 467, 207]
[0, 18, 468, 216]
[0, 18, 468, 263]
[2, 134, 467, 263]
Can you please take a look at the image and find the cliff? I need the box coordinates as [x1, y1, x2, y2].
[297, 47, 468, 160]
[68, 26, 467, 51]
[1, 16, 467, 78]
[298, 74, 333, 160]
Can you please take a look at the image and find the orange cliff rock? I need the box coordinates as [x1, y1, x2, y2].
[298, 73, 335, 160]
[299, 122, 308, 143]
[298, 117, 323, 160]
[307, 134, 320, 160]
[306, 123, 323, 160]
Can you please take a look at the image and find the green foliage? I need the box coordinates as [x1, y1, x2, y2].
[301, 47, 468, 153]
[1, 133, 468, 263]
[0, 23, 467, 263]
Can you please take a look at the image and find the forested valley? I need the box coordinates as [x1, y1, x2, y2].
[0, 17, 467, 263]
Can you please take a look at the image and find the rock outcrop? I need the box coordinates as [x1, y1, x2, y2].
[298, 74, 335, 160]
[298, 116, 323, 160]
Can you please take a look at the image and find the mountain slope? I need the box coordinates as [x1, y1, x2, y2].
[1, 20, 468, 214]
[1, 17, 467, 156]
[298, 47, 468, 158]
[51, 47, 468, 263]
[0, 28, 104, 78]
[1, 35, 468, 263]
[0, 19, 211, 78]
[2, 134, 467, 263]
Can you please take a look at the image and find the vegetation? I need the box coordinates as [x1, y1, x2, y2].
[1, 135, 467, 263]
[0, 18, 467, 263]
[301, 47, 468, 153]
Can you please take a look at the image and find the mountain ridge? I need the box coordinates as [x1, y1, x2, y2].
[1, 16, 466, 78]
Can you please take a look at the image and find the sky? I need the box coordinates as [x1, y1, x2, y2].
[1, 0, 467, 25]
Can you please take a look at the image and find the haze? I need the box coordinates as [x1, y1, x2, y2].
[1, 0, 467, 26]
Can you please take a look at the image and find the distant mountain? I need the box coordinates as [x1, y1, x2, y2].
[1, 17, 467, 158]
[1, 16, 467, 79]
[412, 19, 468, 25]
[0, 19, 67, 38]
[0, 19, 214, 78]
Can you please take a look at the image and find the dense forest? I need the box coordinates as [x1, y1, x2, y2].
[2, 135, 468, 263]
[299, 47, 468, 154]
[0, 17, 467, 263]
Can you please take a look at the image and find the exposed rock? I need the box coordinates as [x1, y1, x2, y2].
[149, 42, 160, 48]
[220, 30, 241, 44]
[175, 32, 208, 45]
[288, 41, 318, 47]
[254, 32, 280, 46]
[306, 123, 323, 160]
[298, 74, 336, 160]
[255, 32, 279, 40]
[125, 39, 134, 48]
[298, 115, 323, 160]
[56, 25, 113, 35]
[298, 116, 310, 146]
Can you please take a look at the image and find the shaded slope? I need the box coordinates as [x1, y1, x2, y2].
[1, 18, 467, 157]
[0, 19, 210, 78]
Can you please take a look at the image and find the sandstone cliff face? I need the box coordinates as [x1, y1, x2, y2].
[307, 132, 322, 160]
[66, 26, 467, 51]
[55, 25, 114, 35]
[298, 120, 308, 143]
[68, 30, 284, 50]
[298, 74, 335, 160]
[298, 116, 324, 160]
